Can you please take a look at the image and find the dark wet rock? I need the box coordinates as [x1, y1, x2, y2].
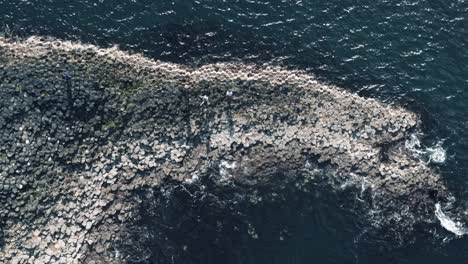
[0, 36, 451, 263]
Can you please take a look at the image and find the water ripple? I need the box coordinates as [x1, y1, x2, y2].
[1, 0, 468, 262]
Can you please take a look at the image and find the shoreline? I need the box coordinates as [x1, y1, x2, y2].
[0, 36, 450, 263]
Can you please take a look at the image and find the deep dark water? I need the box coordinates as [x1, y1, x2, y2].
[2, 0, 468, 263]
[125, 176, 468, 264]
[123, 176, 364, 264]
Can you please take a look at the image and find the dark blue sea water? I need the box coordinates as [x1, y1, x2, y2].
[1, 0, 468, 263]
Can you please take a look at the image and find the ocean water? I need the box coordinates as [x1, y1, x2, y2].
[1, 0, 468, 263]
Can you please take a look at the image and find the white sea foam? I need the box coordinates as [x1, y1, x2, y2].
[435, 203, 468, 236]
[426, 144, 446, 164]
[219, 160, 237, 182]
[405, 133, 447, 164]
[405, 133, 425, 156]
[184, 174, 200, 184]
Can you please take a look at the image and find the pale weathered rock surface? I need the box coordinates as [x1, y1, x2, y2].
[0, 37, 448, 263]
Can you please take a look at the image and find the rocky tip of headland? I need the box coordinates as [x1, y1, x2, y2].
[0, 36, 448, 263]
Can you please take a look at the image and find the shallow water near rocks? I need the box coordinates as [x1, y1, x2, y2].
[2, 0, 468, 263]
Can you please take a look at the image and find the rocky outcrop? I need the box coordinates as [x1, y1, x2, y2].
[0, 37, 449, 263]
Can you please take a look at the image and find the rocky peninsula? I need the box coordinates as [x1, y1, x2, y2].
[0, 37, 450, 263]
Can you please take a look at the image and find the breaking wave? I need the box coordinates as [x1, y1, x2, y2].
[435, 203, 468, 236]
[405, 133, 447, 164]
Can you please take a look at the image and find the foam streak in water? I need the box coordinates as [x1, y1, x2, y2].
[426, 143, 446, 164]
[435, 203, 468, 236]
[405, 134, 447, 164]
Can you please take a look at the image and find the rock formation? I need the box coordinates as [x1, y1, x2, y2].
[0, 37, 449, 263]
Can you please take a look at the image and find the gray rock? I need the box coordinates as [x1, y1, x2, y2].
[0, 36, 450, 263]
